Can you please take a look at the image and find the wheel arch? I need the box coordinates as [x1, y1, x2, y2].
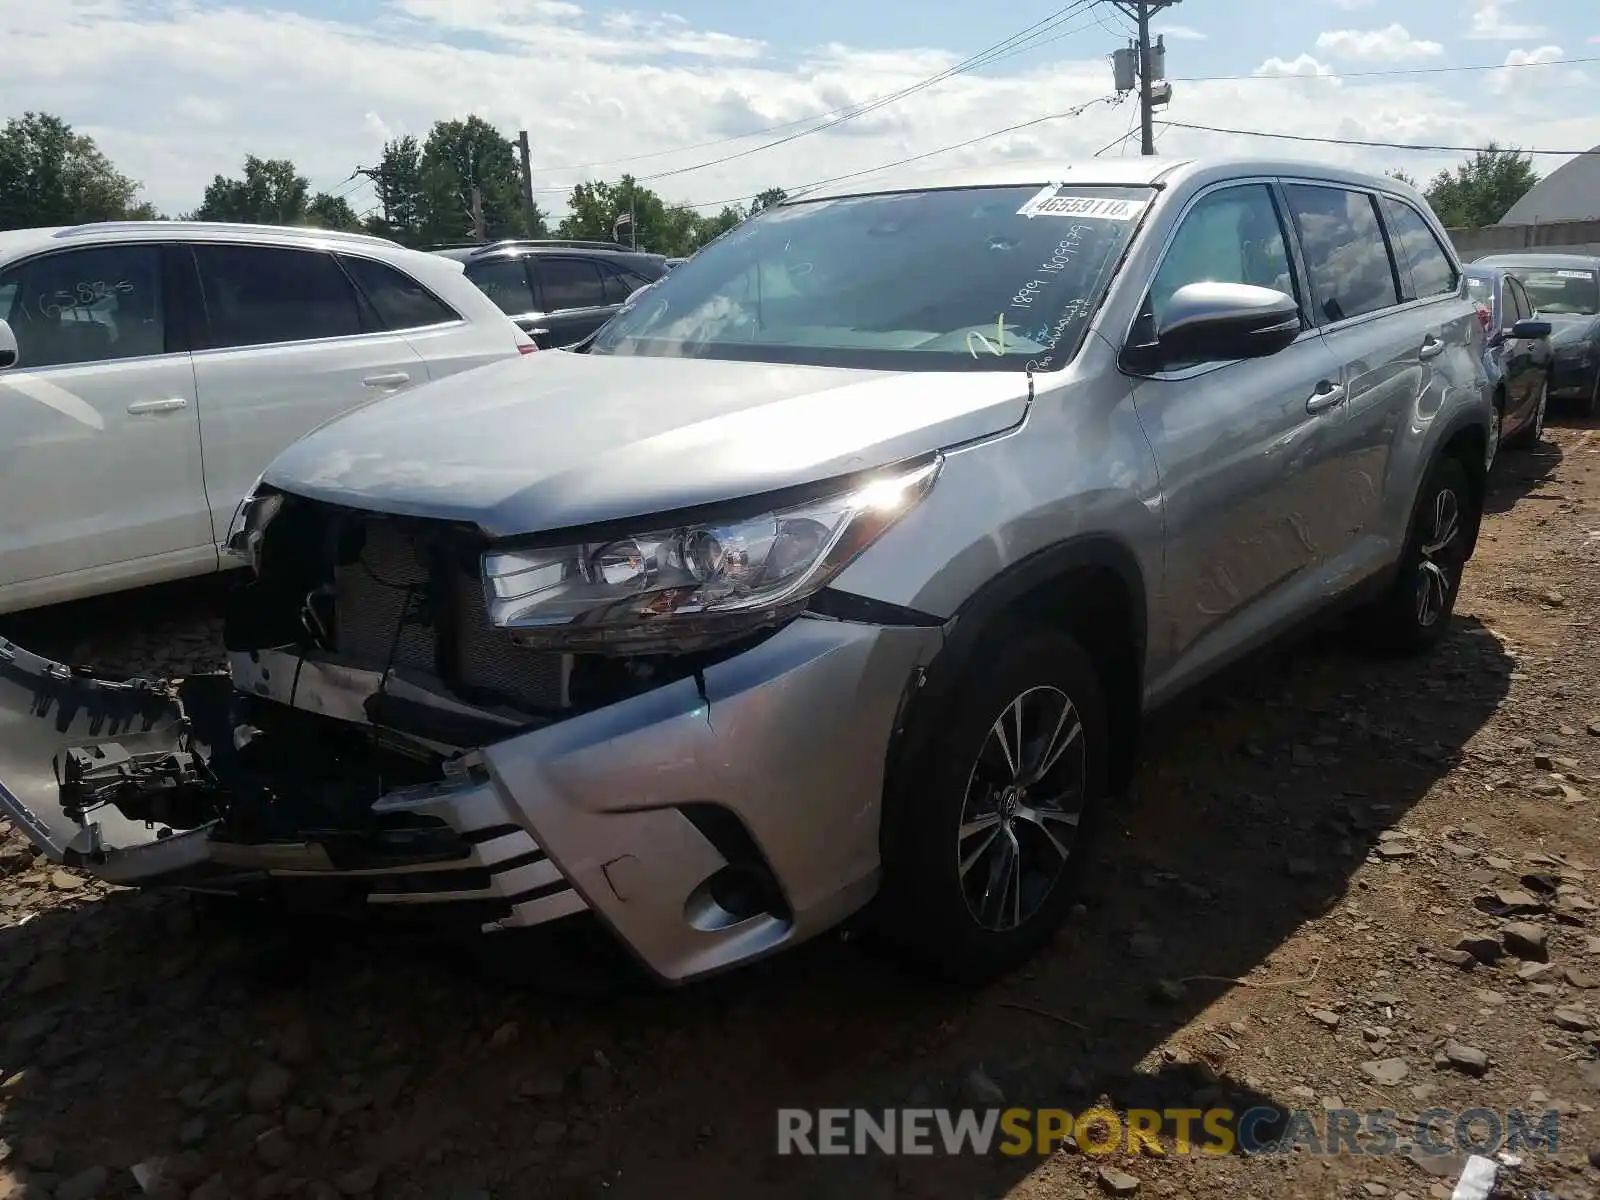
[880, 534, 1149, 863]
[1435, 412, 1490, 559]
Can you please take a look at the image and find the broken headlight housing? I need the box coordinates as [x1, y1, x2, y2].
[223, 482, 284, 573]
[481, 457, 941, 653]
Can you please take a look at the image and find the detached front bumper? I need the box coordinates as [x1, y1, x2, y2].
[0, 616, 942, 983]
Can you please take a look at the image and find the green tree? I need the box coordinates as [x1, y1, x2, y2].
[1385, 169, 1418, 188]
[192, 156, 311, 224]
[362, 136, 426, 246]
[748, 187, 788, 214]
[558, 175, 746, 257]
[1423, 145, 1540, 228]
[0, 112, 153, 230]
[418, 116, 545, 244]
[305, 191, 363, 231]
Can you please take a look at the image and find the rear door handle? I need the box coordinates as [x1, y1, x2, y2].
[1306, 381, 1346, 413]
[526, 328, 550, 338]
[127, 398, 189, 415]
[1419, 336, 1446, 361]
[362, 372, 410, 388]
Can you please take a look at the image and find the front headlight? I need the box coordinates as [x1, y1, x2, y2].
[223, 483, 284, 573]
[482, 457, 941, 652]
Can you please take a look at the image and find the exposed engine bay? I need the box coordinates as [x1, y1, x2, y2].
[0, 493, 772, 921]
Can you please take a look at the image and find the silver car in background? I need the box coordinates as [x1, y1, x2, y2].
[0, 156, 1492, 986]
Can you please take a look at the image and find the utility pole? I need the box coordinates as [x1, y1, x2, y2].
[515, 130, 536, 236]
[1109, 0, 1177, 155]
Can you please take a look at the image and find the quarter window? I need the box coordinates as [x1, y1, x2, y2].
[338, 255, 459, 330]
[1381, 196, 1457, 300]
[0, 244, 166, 369]
[599, 263, 652, 305]
[465, 258, 535, 315]
[193, 244, 360, 348]
[1284, 184, 1399, 323]
[1145, 183, 1298, 332]
[1507, 277, 1533, 324]
[538, 258, 606, 311]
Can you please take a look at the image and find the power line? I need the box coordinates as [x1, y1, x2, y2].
[1155, 119, 1600, 156]
[529, 0, 1101, 184]
[1168, 53, 1600, 83]
[682, 94, 1122, 210]
[526, 49, 1600, 190]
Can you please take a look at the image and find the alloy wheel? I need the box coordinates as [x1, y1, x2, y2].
[1414, 485, 1462, 628]
[957, 685, 1087, 932]
[1534, 379, 1548, 441]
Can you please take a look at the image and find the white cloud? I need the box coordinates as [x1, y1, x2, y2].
[1491, 44, 1566, 94]
[1152, 24, 1205, 41]
[1315, 24, 1445, 62]
[2, 0, 1598, 224]
[1465, 0, 1546, 40]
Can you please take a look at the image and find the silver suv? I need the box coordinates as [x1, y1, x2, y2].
[0, 156, 1492, 986]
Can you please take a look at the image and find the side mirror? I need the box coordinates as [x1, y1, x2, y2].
[0, 319, 16, 370]
[1151, 282, 1301, 367]
[1511, 318, 1552, 340]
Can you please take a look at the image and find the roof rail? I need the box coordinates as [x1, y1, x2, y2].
[440, 237, 652, 255]
[50, 220, 402, 247]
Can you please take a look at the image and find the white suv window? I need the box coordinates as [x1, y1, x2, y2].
[0, 244, 166, 369]
[1284, 184, 1400, 323]
[339, 254, 460, 330]
[193, 243, 361, 348]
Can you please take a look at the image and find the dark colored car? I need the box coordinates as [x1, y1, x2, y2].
[1464, 264, 1554, 457]
[1475, 252, 1600, 416]
[435, 240, 670, 349]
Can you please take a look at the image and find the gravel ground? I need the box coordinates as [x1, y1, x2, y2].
[2, 419, 1600, 1200]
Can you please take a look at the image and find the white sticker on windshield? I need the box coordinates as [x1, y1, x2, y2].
[1556, 269, 1592, 279]
[1018, 190, 1148, 221]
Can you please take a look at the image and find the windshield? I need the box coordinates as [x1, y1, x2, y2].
[587, 184, 1154, 372]
[1501, 266, 1600, 315]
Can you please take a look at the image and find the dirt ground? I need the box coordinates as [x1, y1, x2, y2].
[3, 416, 1600, 1200]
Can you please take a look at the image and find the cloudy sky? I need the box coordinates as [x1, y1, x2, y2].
[6, 0, 1599, 220]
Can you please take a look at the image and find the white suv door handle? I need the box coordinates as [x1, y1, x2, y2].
[362, 372, 411, 388]
[1305, 382, 1346, 413]
[127, 398, 189, 415]
[1419, 336, 1446, 361]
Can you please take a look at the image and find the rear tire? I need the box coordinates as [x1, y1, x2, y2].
[876, 623, 1109, 984]
[1360, 456, 1474, 655]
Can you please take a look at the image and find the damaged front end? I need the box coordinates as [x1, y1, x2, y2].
[0, 461, 946, 975]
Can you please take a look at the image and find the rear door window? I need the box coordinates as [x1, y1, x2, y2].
[192, 244, 361, 348]
[536, 258, 607, 312]
[1284, 184, 1400, 323]
[338, 255, 460, 330]
[464, 258, 536, 316]
[1381, 197, 1457, 300]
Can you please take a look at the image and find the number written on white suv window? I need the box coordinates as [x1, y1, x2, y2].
[193, 244, 361, 348]
[0, 244, 167, 368]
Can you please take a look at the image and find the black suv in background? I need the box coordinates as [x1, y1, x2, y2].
[434, 240, 669, 348]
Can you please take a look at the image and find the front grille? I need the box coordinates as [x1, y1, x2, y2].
[333, 518, 567, 711]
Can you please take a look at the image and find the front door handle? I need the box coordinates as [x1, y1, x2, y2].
[526, 328, 551, 338]
[1419, 336, 1446, 361]
[1306, 381, 1346, 413]
[362, 372, 410, 389]
[127, 398, 189, 415]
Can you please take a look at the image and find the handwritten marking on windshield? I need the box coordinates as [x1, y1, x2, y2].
[966, 315, 1008, 358]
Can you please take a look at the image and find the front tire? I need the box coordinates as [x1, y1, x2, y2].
[1361, 456, 1474, 655]
[877, 623, 1108, 984]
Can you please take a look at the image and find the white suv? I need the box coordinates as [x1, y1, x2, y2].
[0, 221, 535, 615]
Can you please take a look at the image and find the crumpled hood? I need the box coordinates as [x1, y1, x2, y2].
[263, 350, 1032, 537]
